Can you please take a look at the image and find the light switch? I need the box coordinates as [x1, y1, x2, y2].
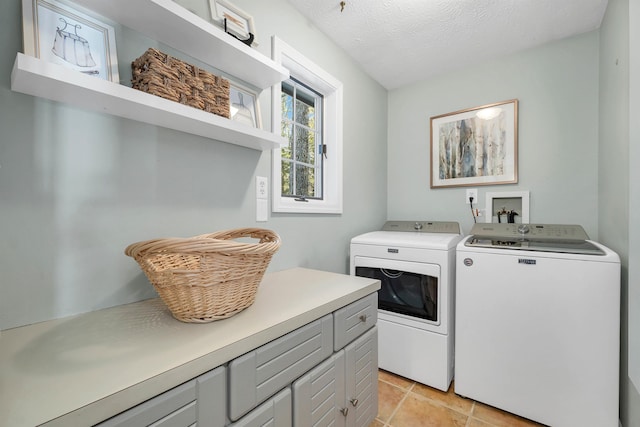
[256, 199, 268, 222]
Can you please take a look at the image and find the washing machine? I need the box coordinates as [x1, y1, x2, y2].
[455, 223, 620, 427]
[350, 221, 463, 391]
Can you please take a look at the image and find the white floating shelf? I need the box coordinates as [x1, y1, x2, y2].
[12, 53, 285, 151]
[72, 0, 289, 90]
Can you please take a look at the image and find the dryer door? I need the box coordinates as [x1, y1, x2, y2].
[354, 256, 441, 325]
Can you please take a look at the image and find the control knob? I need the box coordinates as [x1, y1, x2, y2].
[414, 222, 423, 230]
[517, 224, 530, 235]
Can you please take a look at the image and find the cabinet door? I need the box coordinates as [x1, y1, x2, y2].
[229, 388, 292, 427]
[293, 352, 347, 427]
[345, 326, 378, 427]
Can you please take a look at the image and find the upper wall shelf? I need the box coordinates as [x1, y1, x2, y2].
[12, 0, 289, 151]
[12, 54, 283, 151]
[73, 0, 289, 90]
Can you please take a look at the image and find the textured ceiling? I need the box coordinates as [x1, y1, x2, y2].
[287, 0, 609, 89]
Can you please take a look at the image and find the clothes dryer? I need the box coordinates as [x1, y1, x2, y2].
[455, 223, 620, 427]
[350, 221, 463, 391]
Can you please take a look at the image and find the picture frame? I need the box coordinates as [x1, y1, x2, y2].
[21, 0, 119, 83]
[229, 82, 261, 129]
[430, 99, 518, 188]
[208, 0, 256, 43]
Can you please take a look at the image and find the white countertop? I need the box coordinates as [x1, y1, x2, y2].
[0, 268, 380, 427]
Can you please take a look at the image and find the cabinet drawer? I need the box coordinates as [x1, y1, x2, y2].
[333, 293, 377, 351]
[152, 401, 196, 427]
[228, 388, 292, 427]
[95, 379, 196, 427]
[196, 366, 226, 427]
[228, 314, 333, 421]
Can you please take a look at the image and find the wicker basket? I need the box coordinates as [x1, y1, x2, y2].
[131, 48, 230, 118]
[125, 228, 281, 323]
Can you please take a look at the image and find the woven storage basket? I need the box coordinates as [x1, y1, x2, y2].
[131, 47, 230, 118]
[125, 228, 281, 323]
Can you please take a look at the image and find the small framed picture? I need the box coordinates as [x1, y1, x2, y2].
[209, 0, 255, 40]
[229, 82, 261, 129]
[21, 0, 119, 82]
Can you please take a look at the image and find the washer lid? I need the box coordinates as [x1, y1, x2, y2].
[465, 223, 605, 255]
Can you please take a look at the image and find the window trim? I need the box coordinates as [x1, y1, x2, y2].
[271, 36, 343, 214]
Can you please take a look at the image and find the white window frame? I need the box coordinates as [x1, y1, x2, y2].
[271, 36, 343, 214]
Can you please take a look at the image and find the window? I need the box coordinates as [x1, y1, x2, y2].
[281, 78, 323, 200]
[271, 37, 343, 213]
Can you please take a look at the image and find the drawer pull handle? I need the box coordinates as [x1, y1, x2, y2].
[350, 398, 359, 407]
[340, 407, 349, 416]
[359, 315, 368, 323]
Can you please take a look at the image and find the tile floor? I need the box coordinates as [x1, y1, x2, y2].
[370, 370, 546, 427]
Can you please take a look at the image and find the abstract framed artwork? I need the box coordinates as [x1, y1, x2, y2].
[430, 99, 518, 188]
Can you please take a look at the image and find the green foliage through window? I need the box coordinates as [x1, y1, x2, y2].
[281, 78, 323, 199]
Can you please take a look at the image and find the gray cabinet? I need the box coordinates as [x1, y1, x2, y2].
[293, 352, 347, 427]
[293, 307, 378, 427]
[333, 292, 377, 351]
[95, 295, 377, 427]
[95, 366, 226, 427]
[228, 314, 333, 421]
[196, 366, 227, 427]
[95, 378, 197, 427]
[344, 326, 378, 427]
[228, 389, 292, 427]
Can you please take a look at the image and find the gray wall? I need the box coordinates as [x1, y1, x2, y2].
[629, 0, 640, 422]
[0, 0, 388, 330]
[600, 0, 640, 425]
[387, 32, 600, 236]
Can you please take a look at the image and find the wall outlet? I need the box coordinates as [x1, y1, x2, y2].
[256, 176, 268, 199]
[466, 188, 478, 204]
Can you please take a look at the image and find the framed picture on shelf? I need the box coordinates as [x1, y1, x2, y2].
[21, 0, 119, 82]
[430, 99, 518, 188]
[208, 0, 256, 43]
[229, 82, 261, 129]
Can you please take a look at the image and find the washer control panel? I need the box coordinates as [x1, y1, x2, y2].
[469, 223, 590, 240]
[465, 223, 604, 255]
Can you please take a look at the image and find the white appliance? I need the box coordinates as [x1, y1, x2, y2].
[350, 221, 463, 391]
[455, 223, 620, 427]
